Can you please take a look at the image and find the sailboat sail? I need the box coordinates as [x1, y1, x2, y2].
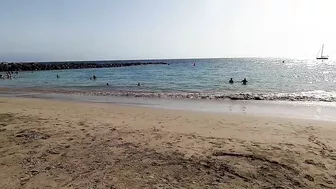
[316, 49, 321, 58]
[316, 44, 328, 60]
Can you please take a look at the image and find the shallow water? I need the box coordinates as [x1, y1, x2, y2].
[1, 58, 336, 102]
[3, 92, 336, 122]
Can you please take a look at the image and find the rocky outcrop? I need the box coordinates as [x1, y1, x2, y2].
[0, 62, 167, 72]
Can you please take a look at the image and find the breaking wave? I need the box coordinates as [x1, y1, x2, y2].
[36, 89, 336, 102]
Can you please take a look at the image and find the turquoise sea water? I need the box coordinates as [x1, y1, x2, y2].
[1, 58, 336, 102]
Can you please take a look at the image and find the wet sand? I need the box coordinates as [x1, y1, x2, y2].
[0, 97, 336, 188]
[2, 88, 336, 122]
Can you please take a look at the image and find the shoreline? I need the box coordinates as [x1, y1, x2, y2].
[0, 97, 335, 188]
[1, 88, 336, 122]
[1, 86, 336, 103]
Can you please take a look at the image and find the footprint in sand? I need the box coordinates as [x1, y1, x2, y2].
[304, 174, 314, 182]
[304, 159, 326, 169]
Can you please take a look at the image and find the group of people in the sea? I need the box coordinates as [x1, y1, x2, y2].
[0, 71, 19, 79]
[57, 74, 142, 87]
[192, 63, 248, 85]
[57, 74, 99, 81]
[56, 73, 247, 87]
[229, 78, 248, 85]
[87, 74, 142, 87]
[57, 74, 98, 81]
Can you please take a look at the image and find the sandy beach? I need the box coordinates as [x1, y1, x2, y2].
[0, 97, 336, 189]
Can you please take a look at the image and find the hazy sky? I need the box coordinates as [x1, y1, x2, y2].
[1, 0, 335, 61]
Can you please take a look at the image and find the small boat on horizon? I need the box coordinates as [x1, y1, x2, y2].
[316, 44, 329, 60]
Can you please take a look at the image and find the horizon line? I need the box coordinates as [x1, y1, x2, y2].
[1, 56, 322, 63]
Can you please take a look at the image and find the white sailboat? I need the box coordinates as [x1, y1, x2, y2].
[316, 44, 328, 60]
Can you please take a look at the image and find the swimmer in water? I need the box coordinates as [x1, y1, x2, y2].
[137, 82, 141, 86]
[241, 78, 248, 85]
[229, 78, 234, 84]
[57, 74, 60, 78]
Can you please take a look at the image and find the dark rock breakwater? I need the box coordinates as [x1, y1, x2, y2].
[0, 62, 167, 72]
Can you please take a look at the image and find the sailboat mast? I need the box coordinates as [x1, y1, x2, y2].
[321, 44, 324, 57]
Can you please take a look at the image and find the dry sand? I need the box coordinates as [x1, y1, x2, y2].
[0, 97, 336, 189]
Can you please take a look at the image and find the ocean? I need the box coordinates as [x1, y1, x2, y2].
[1, 58, 336, 102]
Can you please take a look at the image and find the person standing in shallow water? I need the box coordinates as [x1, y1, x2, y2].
[229, 78, 234, 84]
[242, 78, 248, 85]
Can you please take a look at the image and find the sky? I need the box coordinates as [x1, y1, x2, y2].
[1, 0, 336, 61]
